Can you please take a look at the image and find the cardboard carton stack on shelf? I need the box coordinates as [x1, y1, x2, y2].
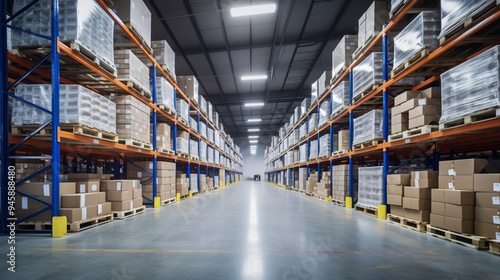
[101, 179, 141, 212]
[114, 50, 151, 96]
[177, 76, 199, 105]
[316, 171, 331, 199]
[114, 0, 152, 48]
[306, 171, 318, 194]
[199, 173, 208, 192]
[113, 95, 151, 145]
[387, 174, 410, 217]
[176, 130, 190, 155]
[156, 123, 172, 152]
[391, 88, 441, 134]
[126, 161, 176, 202]
[474, 172, 500, 239]
[176, 171, 190, 197]
[332, 35, 357, 80]
[317, 71, 332, 98]
[403, 171, 438, 223]
[333, 129, 349, 154]
[15, 160, 50, 182]
[156, 75, 176, 113]
[332, 164, 357, 203]
[150, 40, 176, 80]
[355, 1, 387, 51]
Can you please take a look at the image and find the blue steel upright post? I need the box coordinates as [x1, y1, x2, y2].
[347, 70, 354, 208]
[380, 23, 389, 219]
[152, 67, 158, 207]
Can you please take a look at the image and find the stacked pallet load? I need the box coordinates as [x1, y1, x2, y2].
[115, 49, 151, 99]
[315, 171, 331, 199]
[199, 173, 208, 192]
[331, 82, 350, 117]
[317, 71, 332, 98]
[355, 1, 387, 56]
[177, 76, 199, 105]
[114, 0, 152, 49]
[308, 113, 318, 133]
[176, 171, 190, 198]
[176, 98, 189, 125]
[176, 131, 189, 157]
[403, 171, 438, 225]
[298, 168, 307, 191]
[150, 40, 176, 80]
[474, 173, 500, 240]
[353, 110, 383, 149]
[332, 164, 357, 204]
[309, 140, 318, 160]
[14, 160, 50, 182]
[356, 166, 383, 214]
[306, 171, 318, 194]
[318, 134, 330, 158]
[101, 179, 143, 218]
[113, 95, 151, 149]
[318, 100, 330, 127]
[333, 129, 349, 156]
[156, 74, 176, 114]
[127, 161, 176, 203]
[156, 123, 173, 154]
[387, 174, 411, 218]
[390, 88, 441, 137]
[301, 98, 311, 118]
[190, 139, 199, 161]
[332, 35, 357, 81]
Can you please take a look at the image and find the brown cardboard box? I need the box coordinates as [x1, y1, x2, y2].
[391, 113, 408, 124]
[92, 192, 106, 204]
[473, 174, 500, 192]
[403, 197, 430, 210]
[476, 192, 500, 208]
[445, 204, 474, 219]
[408, 115, 439, 129]
[438, 175, 454, 190]
[400, 98, 440, 113]
[431, 201, 445, 215]
[474, 207, 500, 224]
[15, 194, 48, 210]
[100, 180, 138, 191]
[391, 106, 401, 116]
[133, 197, 143, 208]
[111, 200, 134, 211]
[394, 91, 421, 106]
[411, 179, 437, 188]
[106, 190, 133, 202]
[60, 207, 90, 223]
[438, 175, 474, 191]
[445, 216, 473, 234]
[61, 193, 98, 208]
[16, 209, 52, 222]
[133, 188, 142, 199]
[16, 182, 76, 197]
[390, 205, 405, 217]
[432, 189, 446, 202]
[408, 105, 440, 119]
[404, 209, 430, 222]
[439, 159, 500, 176]
[86, 204, 99, 219]
[387, 194, 402, 206]
[430, 213, 445, 228]
[404, 187, 431, 199]
[392, 123, 408, 134]
[178, 131, 189, 140]
[442, 190, 475, 205]
[97, 202, 112, 216]
[474, 221, 500, 239]
[411, 171, 438, 180]
[387, 174, 411, 186]
[143, 184, 171, 193]
[76, 180, 100, 193]
[420, 87, 441, 99]
[387, 184, 403, 195]
[67, 173, 111, 180]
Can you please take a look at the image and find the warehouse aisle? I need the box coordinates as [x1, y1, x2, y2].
[1, 181, 499, 280]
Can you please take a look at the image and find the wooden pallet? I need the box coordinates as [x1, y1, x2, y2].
[190, 97, 198, 107]
[161, 197, 177, 205]
[179, 194, 189, 201]
[112, 206, 146, 220]
[355, 204, 378, 218]
[190, 156, 199, 161]
[158, 148, 175, 155]
[352, 139, 383, 151]
[426, 225, 490, 250]
[118, 138, 153, 150]
[352, 84, 381, 104]
[391, 48, 430, 78]
[353, 34, 382, 60]
[388, 125, 439, 142]
[68, 214, 114, 232]
[330, 66, 348, 85]
[331, 106, 349, 119]
[332, 150, 348, 157]
[319, 85, 331, 98]
[439, 1, 500, 46]
[177, 152, 190, 159]
[16, 221, 53, 231]
[387, 214, 427, 232]
[439, 107, 500, 130]
[389, 0, 414, 19]
[331, 198, 345, 207]
[12, 123, 119, 142]
[119, 80, 152, 101]
[489, 241, 500, 256]
[158, 104, 176, 118]
[177, 116, 189, 127]
[124, 23, 153, 54]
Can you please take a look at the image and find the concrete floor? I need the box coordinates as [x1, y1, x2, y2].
[0, 181, 499, 280]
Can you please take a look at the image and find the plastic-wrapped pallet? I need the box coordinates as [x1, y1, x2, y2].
[299, 168, 307, 191]
[299, 123, 308, 139]
[199, 141, 207, 162]
[214, 133, 220, 147]
[318, 71, 332, 96]
[299, 144, 308, 163]
[199, 122, 207, 138]
[311, 80, 319, 105]
[214, 150, 220, 165]
[114, 0, 152, 48]
[394, 11, 440, 69]
[357, 1, 387, 48]
[208, 102, 213, 123]
[353, 110, 383, 145]
[207, 127, 214, 143]
[294, 106, 300, 124]
[308, 113, 318, 133]
[177, 76, 199, 103]
[156, 76, 175, 112]
[331, 81, 350, 116]
[176, 99, 189, 123]
[198, 95, 207, 116]
[301, 98, 311, 117]
[357, 166, 384, 208]
[332, 35, 358, 78]
[115, 50, 151, 95]
[319, 100, 330, 126]
[309, 140, 318, 160]
[151, 40, 175, 80]
[190, 175, 199, 193]
[12, 0, 115, 73]
[176, 138, 189, 154]
[390, 0, 404, 15]
[319, 134, 331, 158]
[440, 45, 500, 125]
[208, 147, 214, 163]
[438, 0, 496, 39]
[190, 116, 198, 133]
[190, 139, 198, 159]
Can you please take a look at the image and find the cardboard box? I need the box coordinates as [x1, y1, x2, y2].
[445, 204, 474, 219]
[400, 98, 439, 113]
[391, 113, 408, 124]
[474, 221, 500, 240]
[76, 180, 100, 193]
[473, 174, 500, 192]
[409, 115, 440, 129]
[100, 180, 138, 191]
[408, 105, 440, 119]
[394, 91, 421, 106]
[431, 201, 445, 215]
[97, 202, 112, 216]
[476, 192, 500, 208]
[404, 209, 430, 222]
[438, 175, 474, 191]
[93, 192, 106, 204]
[61, 193, 98, 208]
[411, 179, 437, 188]
[431, 189, 445, 202]
[387, 184, 403, 195]
[67, 173, 111, 180]
[444, 190, 475, 206]
[474, 207, 500, 224]
[106, 190, 133, 202]
[403, 197, 430, 210]
[439, 159, 500, 176]
[438, 175, 454, 190]
[60, 207, 90, 223]
[411, 171, 438, 180]
[133, 188, 142, 199]
[445, 216, 473, 234]
[387, 194, 403, 206]
[404, 187, 431, 199]
[430, 213, 445, 228]
[387, 174, 411, 186]
[133, 197, 142, 208]
[391, 122, 408, 134]
[111, 200, 134, 211]
[420, 87, 441, 99]
[390, 205, 405, 217]
[16, 182, 76, 197]
[143, 184, 171, 193]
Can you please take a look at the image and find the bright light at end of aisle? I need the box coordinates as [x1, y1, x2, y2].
[250, 150, 257, 155]
[248, 135, 259, 139]
[241, 74, 268, 81]
[244, 102, 265, 107]
[247, 119, 262, 122]
[249, 140, 258, 143]
[231, 4, 276, 17]
[250, 145, 257, 149]
[248, 128, 260, 132]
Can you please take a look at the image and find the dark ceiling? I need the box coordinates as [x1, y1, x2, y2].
[144, 0, 375, 151]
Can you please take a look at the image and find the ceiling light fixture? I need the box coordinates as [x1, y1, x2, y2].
[250, 150, 257, 155]
[249, 140, 258, 143]
[244, 102, 265, 107]
[248, 136, 259, 139]
[231, 4, 277, 17]
[241, 74, 268, 81]
[247, 118, 262, 122]
[248, 128, 260, 132]
[250, 145, 257, 149]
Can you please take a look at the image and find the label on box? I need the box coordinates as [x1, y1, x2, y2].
[94, 139, 99, 144]
[130, 201, 133, 210]
[43, 184, 50, 196]
[137, 172, 142, 178]
[98, 204, 102, 215]
[149, 163, 153, 169]
[415, 180, 419, 188]
[418, 98, 426, 106]
[494, 216, 500, 225]
[22, 197, 28, 209]
[494, 183, 500, 192]
[82, 207, 87, 220]
[80, 184, 86, 193]
[133, 181, 136, 188]
[81, 195, 85, 207]
[448, 169, 456, 176]
[415, 172, 420, 179]
[91, 184, 98, 192]
[117, 182, 122, 191]
[493, 197, 500, 205]
[496, 232, 500, 241]
[448, 182, 454, 189]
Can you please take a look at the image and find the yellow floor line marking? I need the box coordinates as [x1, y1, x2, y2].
[361, 258, 443, 270]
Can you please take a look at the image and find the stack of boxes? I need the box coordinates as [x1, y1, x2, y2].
[150, 40, 176, 80]
[333, 130, 350, 154]
[299, 168, 307, 191]
[60, 191, 110, 223]
[200, 174, 208, 192]
[156, 123, 172, 152]
[306, 171, 318, 194]
[474, 173, 500, 239]
[403, 171, 438, 222]
[387, 174, 410, 217]
[177, 76, 199, 104]
[15, 160, 50, 182]
[356, 1, 387, 50]
[114, 95, 151, 145]
[391, 88, 441, 134]
[127, 161, 176, 202]
[176, 171, 190, 197]
[332, 165, 357, 202]
[316, 171, 331, 199]
[114, 50, 151, 96]
[114, 0, 152, 48]
[332, 35, 358, 79]
[176, 130, 189, 154]
[101, 179, 142, 212]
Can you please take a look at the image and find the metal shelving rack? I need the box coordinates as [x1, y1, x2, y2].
[1, 0, 243, 235]
[264, 0, 500, 216]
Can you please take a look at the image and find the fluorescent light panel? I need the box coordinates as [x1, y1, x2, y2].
[231, 4, 276, 17]
[250, 151, 256, 154]
[249, 140, 258, 143]
[244, 102, 265, 107]
[241, 74, 267, 81]
[248, 135, 259, 139]
[250, 145, 257, 149]
[248, 128, 260, 132]
[247, 119, 262, 122]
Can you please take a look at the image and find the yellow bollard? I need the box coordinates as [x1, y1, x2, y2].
[326, 196, 332, 202]
[176, 193, 180, 201]
[377, 204, 387, 220]
[189, 191, 192, 198]
[52, 216, 67, 238]
[154, 196, 160, 208]
[345, 197, 353, 209]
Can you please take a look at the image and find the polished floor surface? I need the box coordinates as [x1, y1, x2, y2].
[1, 181, 499, 280]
